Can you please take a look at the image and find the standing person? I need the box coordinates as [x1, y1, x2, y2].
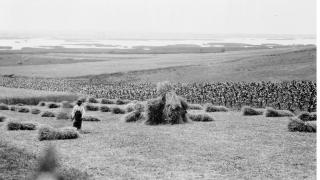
[71, 100, 85, 130]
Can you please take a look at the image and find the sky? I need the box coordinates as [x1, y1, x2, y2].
[0, 0, 316, 35]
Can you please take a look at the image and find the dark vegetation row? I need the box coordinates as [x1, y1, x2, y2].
[0, 77, 316, 112]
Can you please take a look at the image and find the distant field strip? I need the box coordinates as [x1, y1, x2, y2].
[0, 87, 79, 105]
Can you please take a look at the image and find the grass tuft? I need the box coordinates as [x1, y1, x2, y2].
[241, 106, 264, 116]
[38, 125, 80, 141]
[288, 117, 316, 133]
[264, 107, 294, 117]
[204, 103, 229, 112]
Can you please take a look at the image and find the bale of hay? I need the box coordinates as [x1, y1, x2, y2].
[17, 107, 30, 113]
[126, 105, 135, 113]
[61, 101, 73, 108]
[38, 101, 46, 106]
[297, 111, 317, 121]
[204, 103, 229, 112]
[0, 115, 6, 122]
[47, 103, 60, 109]
[82, 116, 101, 121]
[111, 106, 126, 114]
[85, 104, 99, 111]
[38, 125, 80, 141]
[122, 111, 144, 123]
[188, 113, 214, 122]
[156, 81, 173, 96]
[241, 106, 264, 116]
[31, 108, 41, 115]
[0, 103, 9, 110]
[188, 103, 203, 110]
[264, 107, 294, 117]
[145, 97, 165, 125]
[56, 112, 70, 120]
[100, 105, 110, 112]
[10, 106, 17, 111]
[126, 101, 145, 113]
[41, 111, 56, 117]
[101, 98, 114, 104]
[7, 121, 37, 130]
[288, 118, 316, 133]
[163, 92, 189, 124]
[115, 99, 130, 105]
[88, 97, 99, 103]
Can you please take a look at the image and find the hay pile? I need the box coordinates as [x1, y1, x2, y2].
[85, 104, 99, 111]
[288, 118, 316, 133]
[47, 103, 60, 109]
[101, 98, 114, 104]
[17, 107, 30, 113]
[41, 111, 56, 117]
[204, 104, 229, 112]
[125, 101, 145, 113]
[145, 82, 188, 125]
[111, 106, 126, 114]
[115, 99, 130, 105]
[0, 103, 9, 110]
[56, 112, 70, 120]
[10, 106, 17, 111]
[100, 105, 111, 112]
[38, 101, 46, 106]
[297, 112, 316, 121]
[88, 97, 99, 103]
[241, 106, 264, 116]
[0, 115, 6, 122]
[188, 103, 203, 110]
[61, 101, 73, 108]
[188, 113, 214, 122]
[31, 108, 41, 115]
[123, 111, 145, 123]
[264, 107, 294, 117]
[7, 121, 37, 130]
[38, 125, 79, 141]
[82, 116, 101, 121]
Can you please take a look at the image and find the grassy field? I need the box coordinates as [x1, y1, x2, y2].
[0, 104, 316, 179]
[0, 46, 316, 82]
[0, 87, 79, 105]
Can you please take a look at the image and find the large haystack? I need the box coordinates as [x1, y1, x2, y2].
[145, 82, 188, 125]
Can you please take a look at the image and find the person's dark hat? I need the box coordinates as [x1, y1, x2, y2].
[76, 100, 83, 105]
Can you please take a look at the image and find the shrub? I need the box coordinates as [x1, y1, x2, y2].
[17, 107, 30, 113]
[7, 121, 37, 130]
[56, 112, 70, 120]
[88, 97, 99, 103]
[38, 125, 80, 141]
[297, 111, 317, 121]
[82, 116, 101, 121]
[38, 101, 46, 106]
[31, 108, 41, 115]
[288, 118, 316, 133]
[41, 111, 56, 117]
[47, 103, 60, 109]
[122, 111, 144, 123]
[0, 115, 6, 122]
[85, 104, 99, 111]
[61, 101, 73, 108]
[10, 106, 17, 111]
[241, 106, 264, 116]
[188, 103, 203, 110]
[111, 106, 126, 114]
[101, 98, 114, 104]
[100, 105, 110, 112]
[0, 104, 9, 110]
[115, 99, 130, 105]
[204, 103, 229, 112]
[264, 107, 294, 117]
[188, 113, 214, 122]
